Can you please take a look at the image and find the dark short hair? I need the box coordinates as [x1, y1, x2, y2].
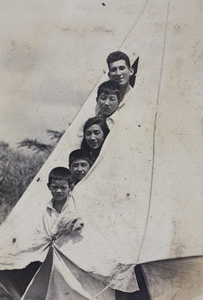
[97, 80, 121, 102]
[69, 149, 92, 167]
[107, 51, 131, 69]
[48, 167, 71, 184]
[81, 117, 110, 153]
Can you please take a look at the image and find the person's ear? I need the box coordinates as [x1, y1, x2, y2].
[129, 67, 134, 76]
[108, 71, 111, 79]
[96, 97, 98, 102]
[47, 183, 50, 190]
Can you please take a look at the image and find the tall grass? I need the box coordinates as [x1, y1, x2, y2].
[0, 141, 48, 224]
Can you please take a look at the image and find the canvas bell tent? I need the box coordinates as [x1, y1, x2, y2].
[0, 0, 203, 299]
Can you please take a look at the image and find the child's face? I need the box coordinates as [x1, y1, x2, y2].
[48, 179, 70, 202]
[97, 90, 119, 118]
[71, 159, 91, 181]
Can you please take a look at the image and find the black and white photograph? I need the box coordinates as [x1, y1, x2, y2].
[0, 1, 203, 299]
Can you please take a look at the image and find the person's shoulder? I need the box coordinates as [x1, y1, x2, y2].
[66, 193, 76, 210]
[46, 198, 54, 210]
[106, 110, 119, 129]
[42, 199, 54, 218]
[118, 86, 133, 109]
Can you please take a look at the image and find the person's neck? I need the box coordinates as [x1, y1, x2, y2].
[74, 178, 80, 185]
[53, 197, 67, 213]
[120, 84, 130, 101]
[101, 114, 107, 121]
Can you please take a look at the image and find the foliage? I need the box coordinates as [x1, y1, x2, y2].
[17, 138, 53, 153]
[18, 130, 65, 154]
[0, 141, 46, 224]
[47, 129, 65, 142]
[0, 130, 65, 224]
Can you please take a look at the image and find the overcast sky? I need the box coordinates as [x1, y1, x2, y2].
[0, 0, 140, 148]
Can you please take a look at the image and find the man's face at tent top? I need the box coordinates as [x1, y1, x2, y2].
[108, 59, 133, 88]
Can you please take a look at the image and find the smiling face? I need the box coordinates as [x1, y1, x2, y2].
[97, 90, 119, 118]
[108, 59, 133, 88]
[48, 179, 70, 202]
[70, 159, 91, 181]
[85, 124, 104, 150]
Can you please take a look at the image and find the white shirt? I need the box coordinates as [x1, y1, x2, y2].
[106, 110, 120, 130]
[41, 195, 76, 240]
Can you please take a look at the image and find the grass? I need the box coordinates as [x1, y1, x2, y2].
[0, 141, 47, 224]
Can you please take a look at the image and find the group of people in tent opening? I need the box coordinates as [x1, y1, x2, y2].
[0, 51, 150, 300]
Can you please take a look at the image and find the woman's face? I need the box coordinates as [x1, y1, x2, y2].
[85, 124, 104, 150]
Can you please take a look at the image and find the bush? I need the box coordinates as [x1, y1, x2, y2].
[0, 141, 47, 224]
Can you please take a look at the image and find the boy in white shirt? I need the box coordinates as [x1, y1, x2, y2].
[42, 167, 83, 242]
[0, 167, 84, 299]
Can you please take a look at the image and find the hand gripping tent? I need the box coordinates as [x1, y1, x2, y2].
[0, 0, 203, 299]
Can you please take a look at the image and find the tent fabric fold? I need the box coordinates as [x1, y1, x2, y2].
[21, 245, 117, 300]
[0, 0, 203, 299]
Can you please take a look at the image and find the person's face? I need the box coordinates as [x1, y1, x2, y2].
[48, 179, 70, 202]
[70, 159, 91, 181]
[108, 59, 133, 88]
[97, 90, 119, 118]
[85, 124, 104, 150]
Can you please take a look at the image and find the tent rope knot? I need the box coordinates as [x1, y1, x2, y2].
[51, 235, 57, 243]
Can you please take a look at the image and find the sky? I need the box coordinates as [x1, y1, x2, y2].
[0, 0, 141, 149]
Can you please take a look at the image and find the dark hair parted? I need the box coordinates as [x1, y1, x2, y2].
[48, 167, 71, 185]
[69, 149, 92, 168]
[81, 117, 109, 153]
[97, 80, 121, 102]
[107, 51, 131, 69]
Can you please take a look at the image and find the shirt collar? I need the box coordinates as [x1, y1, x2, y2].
[106, 109, 119, 124]
[47, 194, 71, 212]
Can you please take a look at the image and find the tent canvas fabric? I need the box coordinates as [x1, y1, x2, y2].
[142, 257, 203, 300]
[21, 247, 116, 300]
[0, 0, 203, 299]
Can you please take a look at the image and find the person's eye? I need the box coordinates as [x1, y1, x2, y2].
[119, 66, 125, 70]
[94, 131, 101, 135]
[110, 68, 116, 72]
[72, 164, 79, 168]
[85, 132, 91, 136]
[81, 163, 88, 167]
[100, 95, 107, 100]
[110, 97, 116, 101]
